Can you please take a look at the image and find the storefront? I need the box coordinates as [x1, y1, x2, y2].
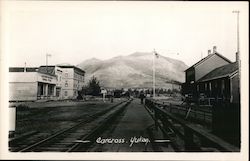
[36, 73, 57, 100]
[9, 67, 57, 101]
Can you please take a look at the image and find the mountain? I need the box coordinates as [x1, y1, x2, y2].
[77, 52, 188, 89]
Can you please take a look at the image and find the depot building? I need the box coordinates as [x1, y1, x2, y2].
[9, 67, 57, 101]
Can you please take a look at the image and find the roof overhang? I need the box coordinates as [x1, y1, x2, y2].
[198, 70, 238, 82]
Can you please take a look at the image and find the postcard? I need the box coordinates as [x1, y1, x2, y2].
[0, 1, 249, 160]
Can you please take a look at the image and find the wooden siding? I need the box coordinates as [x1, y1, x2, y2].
[195, 54, 230, 81]
[231, 74, 240, 104]
[185, 67, 195, 83]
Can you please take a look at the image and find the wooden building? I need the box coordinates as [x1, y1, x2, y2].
[197, 62, 239, 104]
[182, 46, 232, 101]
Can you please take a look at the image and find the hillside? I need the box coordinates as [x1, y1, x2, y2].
[77, 52, 188, 89]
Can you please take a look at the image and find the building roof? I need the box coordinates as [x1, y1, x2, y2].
[57, 64, 85, 75]
[38, 66, 56, 76]
[185, 52, 232, 71]
[198, 62, 238, 82]
[9, 67, 38, 72]
[9, 67, 57, 77]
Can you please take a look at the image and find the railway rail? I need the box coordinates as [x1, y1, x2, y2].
[9, 99, 132, 152]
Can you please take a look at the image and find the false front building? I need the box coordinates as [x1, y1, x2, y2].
[9, 65, 85, 101]
[9, 67, 57, 101]
[38, 66, 64, 99]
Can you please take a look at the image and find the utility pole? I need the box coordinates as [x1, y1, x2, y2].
[46, 53, 52, 73]
[232, 10, 240, 90]
[152, 49, 179, 99]
[153, 49, 156, 98]
[233, 10, 240, 54]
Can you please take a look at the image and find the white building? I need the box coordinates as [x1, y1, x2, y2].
[9, 64, 85, 101]
[57, 65, 85, 99]
[9, 67, 57, 101]
[38, 66, 64, 99]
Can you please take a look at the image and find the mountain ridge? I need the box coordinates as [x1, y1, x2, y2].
[77, 52, 188, 89]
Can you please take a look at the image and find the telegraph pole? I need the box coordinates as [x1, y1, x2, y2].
[232, 10, 240, 90]
[153, 49, 156, 98]
[152, 49, 179, 99]
[46, 53, 52, 73]
[233, 10, 240, 53]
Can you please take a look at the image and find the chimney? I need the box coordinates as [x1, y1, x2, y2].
[213, 46, 217, 54]
[208, 50, 211, 55]
[236, 52, 239, 63]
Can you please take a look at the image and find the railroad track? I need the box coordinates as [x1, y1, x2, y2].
[10, 99, 132, 152]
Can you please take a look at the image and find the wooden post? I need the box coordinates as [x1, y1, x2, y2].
[203, 110, 206, 122]
[9, 106, 16, 138]
[154, 108, 159, 131]
[185, 107, 192, 119]
[194, 107, 197, 119]
[184, 127, 195, 151]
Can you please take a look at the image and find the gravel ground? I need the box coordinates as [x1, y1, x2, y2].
[13, 98, 126, 137]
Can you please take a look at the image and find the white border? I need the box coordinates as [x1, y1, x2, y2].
[0, 1, 249, 160]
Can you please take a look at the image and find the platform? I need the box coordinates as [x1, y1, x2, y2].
[88, 99, 174, 152]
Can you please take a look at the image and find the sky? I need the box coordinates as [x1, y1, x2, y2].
[2, 1, 248, 67]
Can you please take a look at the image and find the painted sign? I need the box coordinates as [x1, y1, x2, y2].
[37, 73, 56, 84]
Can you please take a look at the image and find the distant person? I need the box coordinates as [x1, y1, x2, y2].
[139, 91, 145, 104]
[110, 95, 114, 103]
[126, 91, 130, 100]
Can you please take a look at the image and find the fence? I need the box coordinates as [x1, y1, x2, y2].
[153, 100, 212, 126]
[145, 98, 239, 152]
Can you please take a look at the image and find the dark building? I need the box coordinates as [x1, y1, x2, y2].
[197, 62, 239, 104]
[182, 46, 232, 102]
[182, 49, 240, 146]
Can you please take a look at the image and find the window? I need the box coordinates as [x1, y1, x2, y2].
[65, 81, 68, 87]
[65, 91, 68, 96]
[221, 80, 225, 92]
[65, 72, 68, 77]
[209, 82, 212, 91]
[197, 85, 199, 92]
[48, 85, 54, 96]
[205, 83, 207, 91]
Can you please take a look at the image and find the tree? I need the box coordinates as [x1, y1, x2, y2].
[86, 76, 101, 96]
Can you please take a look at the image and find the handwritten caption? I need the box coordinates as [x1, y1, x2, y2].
[96, 136, 150, 147]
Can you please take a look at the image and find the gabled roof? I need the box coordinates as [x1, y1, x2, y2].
[185, 52, 232, 71]
[198, 62, 238, 82]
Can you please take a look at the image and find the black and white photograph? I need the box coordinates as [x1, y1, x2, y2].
[0, 1, 249, 160]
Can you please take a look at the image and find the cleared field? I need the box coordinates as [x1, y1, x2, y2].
[13, 98, 127, 138]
